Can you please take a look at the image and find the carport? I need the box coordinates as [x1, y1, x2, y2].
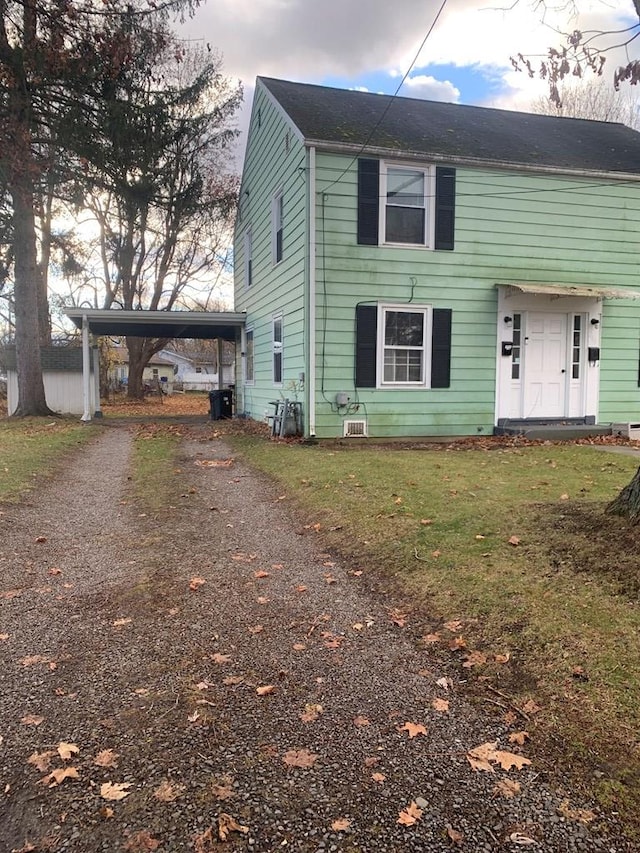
[64, 308, 246, 422]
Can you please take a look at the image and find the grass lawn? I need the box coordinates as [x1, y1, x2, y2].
[224, 433, 640, 832]
[0, 418, 96, 503]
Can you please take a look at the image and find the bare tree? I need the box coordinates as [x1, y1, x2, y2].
[529, 77, 640, 126]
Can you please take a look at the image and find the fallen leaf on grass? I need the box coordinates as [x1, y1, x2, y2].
[508, 535, 521, 546]
[21, 714, 44, 726]
[420, 518, 433, 526]
[463, 651, 488, 668]
[300, 703, 323, 723]
[495, 652, 511, 664]
[449, 636, 467, 650]
[100, 781, 132, 801]
[153, 780, 185, 802]
[57, 742, 79, 761]
[195, 458, 234, 467]
[557, 798, 596, 823]
[218, 813, 249, 841]
[256, 685, 275, 696]
[124, 830, 160, 852]
[422, 633, 440, 644]
[521, 699, 542, 715]
[94, 749, 119, 768]
[282, 749, 318, 768]
[447, 826, 465, 845]
[331, 817, 351, 831]
[189, 577, 206, 591]
[399, 722, 428, 739]
[397, 801, 423, 826]
[27, 751, 55, 772]
[432, 698, 450, 713]
[493, 779, 522, 799]
[508, 731, 530, 746]
[39, 767, 80, 787]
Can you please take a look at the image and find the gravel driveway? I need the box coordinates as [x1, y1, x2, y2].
[0, 424, 632, 852]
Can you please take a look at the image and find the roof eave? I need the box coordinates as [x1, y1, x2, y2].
[304, 138, 640, 182]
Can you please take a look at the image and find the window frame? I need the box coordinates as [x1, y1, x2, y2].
[244, 227, 253, 289]
[376, 303, 432, 388]
[379, 162, 434, 248]
[272, 190, 284, 264]
[245, 327, 255, 385]
[272, 313, 283, 386]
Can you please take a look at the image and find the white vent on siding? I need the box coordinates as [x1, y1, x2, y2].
[343, 419, 368, 438]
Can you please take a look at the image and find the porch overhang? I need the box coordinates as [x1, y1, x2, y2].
[498, 282, 640, 300]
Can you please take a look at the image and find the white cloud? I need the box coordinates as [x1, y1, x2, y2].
[402, 74, 460, 102]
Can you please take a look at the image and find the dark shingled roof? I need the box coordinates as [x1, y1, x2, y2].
[260, 77, 640, 175]
[1, 346, 83, 372]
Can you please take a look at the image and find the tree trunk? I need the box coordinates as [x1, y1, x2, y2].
[126, 337, 147, 400]
[606, 465, 640, 523]
[10, 174, 53, 416]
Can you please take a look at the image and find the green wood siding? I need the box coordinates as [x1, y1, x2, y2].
[234, 84, 308, 425]
[313, 152, 640, 438]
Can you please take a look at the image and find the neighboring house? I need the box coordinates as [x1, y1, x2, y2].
[3, 346, 94, 416]
[233, 77, 640, 439]
[107, 347, 176, 391]
[157, 347, 235, 391]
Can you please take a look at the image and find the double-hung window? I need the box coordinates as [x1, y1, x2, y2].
[244, 228, 253, 288]
[379, 305, 429, 386]
[272, 314, 283, 384]
[382, 164, 431, 246]
[245, 328, 254, 384]
[272, 191, 284, 263]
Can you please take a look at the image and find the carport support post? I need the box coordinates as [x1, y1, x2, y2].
[217, 338, 223, 390]
[92, 344, 102, 418]
[81, 314, 92, 422]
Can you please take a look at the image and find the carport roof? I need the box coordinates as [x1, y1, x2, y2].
[64, 309, 246, 342]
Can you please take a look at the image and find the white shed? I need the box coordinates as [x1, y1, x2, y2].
[4, 346, 95, 416]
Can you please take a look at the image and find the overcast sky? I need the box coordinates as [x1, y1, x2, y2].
[180, 0, 640, 161]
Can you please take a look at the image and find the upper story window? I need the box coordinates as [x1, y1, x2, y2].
[244, 228, 253, 288]
[358, 158, 455, 251]
[382, 165, 430, 246]
[272, 191, 284, 264]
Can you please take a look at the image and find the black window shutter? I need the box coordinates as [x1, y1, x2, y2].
[355, 305, 377, 387]
[434, 167, 455, 251]
[357, 159, 380, 246]
[431, 308, 452, 388]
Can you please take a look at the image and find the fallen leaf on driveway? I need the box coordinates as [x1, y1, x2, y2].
[509, 832, 537, 845]
[371, 772, 386, 783]
[398, 722, 428, 739]
[447, 826, 465, 845]
[397, 801, 423, 826]
[20, 655, 49, 667]
[467, 741, 531, 773]
[331, 817, 351, 831]
[211, 775, 235, 800]
[211, 653, 231, 664]
[153, 779, 185, 802]
[248, 625, 263, 635]
[353, 715, 370, 727]
[256, 685, 275, 696]
[300, 703, 323, 723]
[123, 829, 160, 851]
[94, 749, 119, 768]
[254, 570, 270, 579]
[27, 751, 54, 772]
[493, 779, 521, 799]
[189, 577, 206, 591]
[282, 749, 318, 768]
[39, 767, 80, 787]
[112, 618, 132, 627]
[100, 781, 132, 801]
[223, 675, 244, 686]
[557, 798, 596, 823]
[20, 714, 44, 726]
[57, 742, 79, 761]
[508, 731, 530, 746]
[218, 813, 249, 841]
[432, 698, 450, 713]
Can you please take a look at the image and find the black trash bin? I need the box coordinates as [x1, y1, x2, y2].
[209, 389, 233, 420]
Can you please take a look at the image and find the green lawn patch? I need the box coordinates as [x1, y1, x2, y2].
[227, 435, 640, 832]
[0, 418, 96, 502]
[129, 424, 184, 514]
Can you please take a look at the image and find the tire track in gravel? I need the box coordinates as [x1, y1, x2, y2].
[0, 426, 634, 852]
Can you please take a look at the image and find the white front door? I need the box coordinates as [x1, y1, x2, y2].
[522, 312, 568, 418]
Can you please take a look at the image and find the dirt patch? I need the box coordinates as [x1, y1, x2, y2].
[534, 502, 640, 598]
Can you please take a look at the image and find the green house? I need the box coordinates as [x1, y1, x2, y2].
[234, 77, 640, 439]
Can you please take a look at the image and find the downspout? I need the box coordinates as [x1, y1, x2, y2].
[307, 146, 317, 437]
[81, 314, 92, 422]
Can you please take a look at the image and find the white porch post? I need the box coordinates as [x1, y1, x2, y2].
[92, 344, 103, 418]
[81, 314, 92, 422]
